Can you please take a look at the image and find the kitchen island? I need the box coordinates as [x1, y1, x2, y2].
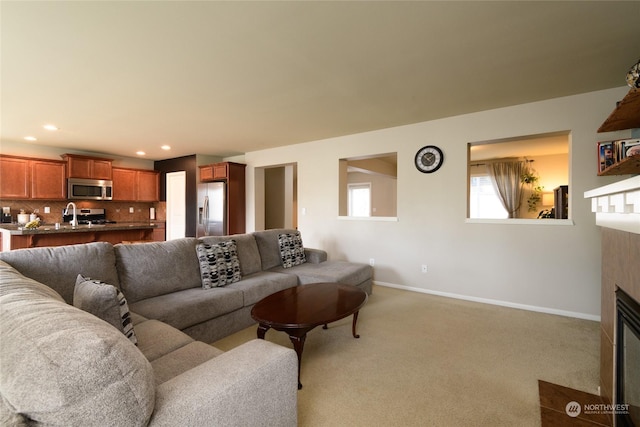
[0, 222, 160, 252]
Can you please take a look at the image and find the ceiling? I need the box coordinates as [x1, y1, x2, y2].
[1, 1, 639, 161]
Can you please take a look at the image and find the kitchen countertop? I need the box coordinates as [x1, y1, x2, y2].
[0, 222, 160, 235]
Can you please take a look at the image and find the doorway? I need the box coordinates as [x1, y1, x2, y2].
[258, 163, 297, 230]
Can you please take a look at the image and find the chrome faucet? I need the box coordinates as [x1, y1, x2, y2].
[64, 202, 78, 227]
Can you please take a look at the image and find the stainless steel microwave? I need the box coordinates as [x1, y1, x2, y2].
[67, 178, 113, 200]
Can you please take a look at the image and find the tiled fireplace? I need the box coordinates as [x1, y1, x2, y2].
[585, 176, 640, 425]
[615, 288, 640, 426]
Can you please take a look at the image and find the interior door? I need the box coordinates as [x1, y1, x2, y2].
[166, 171, 186, 240]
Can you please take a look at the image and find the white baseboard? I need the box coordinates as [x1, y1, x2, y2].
[373, 281, 601, 322]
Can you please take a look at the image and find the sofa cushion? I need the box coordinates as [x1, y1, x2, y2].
[0, 242, 119, 304]
[115, 238, 201, 303]
[74, 274, 138, 345]
[0, 268, 155, 427]
[0, 261, 65, 302]
[199, 233, 262, 276]
[227, 271, 299, 306]
[132, 319, 195, 362]
[129, 287, 244, 331]
[271, 260, 373, 286]
[253, 228, 301, 271]
[151, 342, 223, 385]
[278, 231, 306, 268]
[196, 241, 241, 288]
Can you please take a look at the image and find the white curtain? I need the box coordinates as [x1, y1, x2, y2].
[486, 160, 526, 218]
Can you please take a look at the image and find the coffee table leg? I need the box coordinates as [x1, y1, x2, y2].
[289, 333, 306, 390]
[352, 311, 360, 338]
[257, 323, 270, 339]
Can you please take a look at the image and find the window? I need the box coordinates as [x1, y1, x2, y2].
[469, 175, 508, 219]
[348, 183, 371, 217]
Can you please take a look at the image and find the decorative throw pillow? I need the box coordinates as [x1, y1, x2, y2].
[196, 240, 241, 289]
[74, 274, 138, 346]
[278, 231, 306, 268]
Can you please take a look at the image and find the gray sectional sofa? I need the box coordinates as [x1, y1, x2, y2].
[0, 228, 372, 426]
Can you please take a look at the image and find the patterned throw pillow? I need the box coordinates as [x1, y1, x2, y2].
[196, 240, 241, 289]
[278, 231, 306, 268]
[74, 274, 138, 346]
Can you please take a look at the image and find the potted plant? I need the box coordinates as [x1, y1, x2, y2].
[521, 168, 543, 213]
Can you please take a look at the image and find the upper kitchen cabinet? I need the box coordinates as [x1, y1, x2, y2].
[112, 168, 136, 201]
[62, 154, 113, 180]
[136, 170, 160, 202]
[31, 159, 66, 200]
[0, 155, 30, 199]
[199, 162, 244, 182]
[112, 167, 159, 202]
[0, 155, 66, 200]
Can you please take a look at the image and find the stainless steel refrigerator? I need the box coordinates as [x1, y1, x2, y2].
[197, 181, 226, 237]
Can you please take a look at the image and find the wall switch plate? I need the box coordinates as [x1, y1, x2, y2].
[421, 264, 428, 273]
[44, 207, 50, 214]
[129, 207, 134, 213]
[369, 258, 375, 266]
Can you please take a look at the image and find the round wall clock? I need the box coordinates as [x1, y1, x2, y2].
[414, 145, 444, 173]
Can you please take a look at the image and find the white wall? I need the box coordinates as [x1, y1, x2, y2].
[244, 86, 633, 320]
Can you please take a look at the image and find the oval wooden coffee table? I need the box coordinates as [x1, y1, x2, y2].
[251, 282, 368, 389]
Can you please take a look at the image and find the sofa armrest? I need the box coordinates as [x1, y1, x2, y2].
[149, 339, 297, 427]
[304, 248, 327, 263]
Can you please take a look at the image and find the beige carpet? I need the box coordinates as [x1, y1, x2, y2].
[213, 285, 600, 426]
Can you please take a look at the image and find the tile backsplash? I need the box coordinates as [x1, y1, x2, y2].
[0, 200, 166, 224]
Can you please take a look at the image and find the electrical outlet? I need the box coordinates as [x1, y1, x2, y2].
[421, 264, 428, 273]
[44, 207, 50, 214]
[369, 258, 375, 266]
[129, 207, 134, 213]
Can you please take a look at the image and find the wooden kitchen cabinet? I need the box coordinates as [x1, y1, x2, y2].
[0, 155, 67, 200]
[112, 167, 159, 202]
[4, 228, 155, 251]
[31, 160, 66, 199]
[199, 162, 233, 182]
[0, 156, 30, 199]
[62, 154, 112, 179]
[112, 168, 137, 201]
[152, 222, 166, 241]
[136, 170, 160, 202]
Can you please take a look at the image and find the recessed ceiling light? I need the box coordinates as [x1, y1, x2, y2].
[24, 136, 37, 141]
[161, 145, 171, 150]
[136, 151, 146, 156]
[43, 124, 58, 131]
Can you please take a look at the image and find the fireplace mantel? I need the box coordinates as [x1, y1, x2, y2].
[584, 176, 640, 234]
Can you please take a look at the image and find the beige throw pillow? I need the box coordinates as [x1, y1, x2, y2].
[74, 274, 137, 345]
